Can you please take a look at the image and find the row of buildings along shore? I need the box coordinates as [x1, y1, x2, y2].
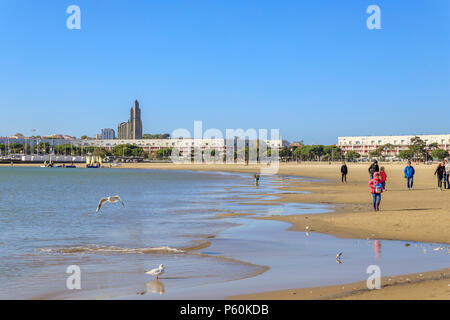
[0, 137, 283, 155]
[338, 135, 450, 156]
[3, 133, 450, 158]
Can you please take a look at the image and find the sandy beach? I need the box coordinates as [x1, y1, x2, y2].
[3, 161, 449, 299]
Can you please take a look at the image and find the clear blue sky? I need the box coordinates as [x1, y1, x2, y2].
[0, 0, 449, 144]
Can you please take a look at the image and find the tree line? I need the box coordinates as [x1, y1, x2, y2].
[291, 145, 343, 161]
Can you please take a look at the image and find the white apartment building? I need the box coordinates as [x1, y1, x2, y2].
[77, 138, 282, 156]
[338, 134, 450, 156]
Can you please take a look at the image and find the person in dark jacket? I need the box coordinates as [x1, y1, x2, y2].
[340, 161, 348, 183]
[444, 158, 450, 189]
[368, 160, 379, 179]
[434, 162, 446, 191]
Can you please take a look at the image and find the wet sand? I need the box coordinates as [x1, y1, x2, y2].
[230, 268, 449, 300]
[4, 162, 450, 299]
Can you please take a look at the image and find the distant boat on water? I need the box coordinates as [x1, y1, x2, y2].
[41, 156, 77, 168]
[55, 164, 77, 168]
[41, 156, 54, 168]
[86, 156, 102, 168]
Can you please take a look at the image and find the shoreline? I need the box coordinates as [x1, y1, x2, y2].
[229, 267, 450, 300]
[3, 162, 449, 299]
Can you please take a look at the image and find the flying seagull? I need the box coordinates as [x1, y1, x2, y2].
[146, 264, 165, 280]
[96, 195, 125, 213]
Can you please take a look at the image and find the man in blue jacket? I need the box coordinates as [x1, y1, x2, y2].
[404, 161, 415, 190]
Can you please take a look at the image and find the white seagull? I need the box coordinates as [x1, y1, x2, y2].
[336, 252, 343, 264]
[146, 264, 165, 280]
[96, 195, 125, 213]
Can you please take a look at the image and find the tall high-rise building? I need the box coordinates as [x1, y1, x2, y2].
[118, 100, 143, 139]
[101, 128, 116, 140]
[130, 100, 143, 139]
[117, 122, 128, 140]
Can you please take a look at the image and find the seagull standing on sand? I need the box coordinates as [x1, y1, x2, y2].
[146, 264, 165, 280]
[305, 226, 310, 237]
[96, 195, 125, 213]
[336, 252, 343, 264]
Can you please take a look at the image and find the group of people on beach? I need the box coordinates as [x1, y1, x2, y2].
[401, 158, 450, 191]
[367, 161, 387, 211]
[340, 158, 450, 212]
[434, 158, 450, 191]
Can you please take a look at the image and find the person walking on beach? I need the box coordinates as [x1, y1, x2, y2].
[253, 174, 260, 186]
[434, 162, 445, 191]
[379, 166, 387, 190]
[369, 172, 383, 211]
[444, 158, 450, 189]
[404, 161, 415, 190]
[340, 161, 348, 183]
[368, 160, 379, 179]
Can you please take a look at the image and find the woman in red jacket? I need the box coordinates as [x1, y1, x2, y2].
[368, 172, 383, 211]
[379, 166, 387, 190]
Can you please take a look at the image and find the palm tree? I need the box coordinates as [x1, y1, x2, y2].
[428, 142, 438, 150]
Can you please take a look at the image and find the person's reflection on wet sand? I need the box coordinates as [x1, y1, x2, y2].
[374, 240, 381, 259]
